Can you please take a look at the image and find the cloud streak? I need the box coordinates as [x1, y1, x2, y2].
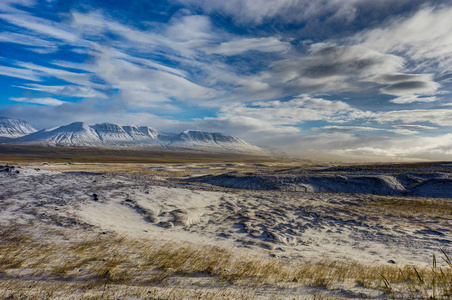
[10, 97, 66, 106]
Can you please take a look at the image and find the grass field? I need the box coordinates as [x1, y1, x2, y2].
[1, 225, 451, 299]
[0, 144, 275, 163]
[1, 156, 451, 299]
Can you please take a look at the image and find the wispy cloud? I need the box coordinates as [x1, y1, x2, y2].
[0, 65, 41, 81]
[0, 0, 36, 13]
[16, 62, 97, 88]
[0, 32, 59, 53]
[269, 44, 404, 93]
[319, 126, 382, 133]
[204, 37, 291, 56]
[219, 95, 372, 126]
[10, 97, 66, 106]
[174, 0, 417, 25]
[393, 124, 436, 130]
[357, 6, 452, 73]
[376, 109, 452, 126]
[389, 95, 438, 104]
[337, 134, 452, 160]
[0, 13, 79, 42]
[17, 84, 107, 98]
[318, 124, 437, 136]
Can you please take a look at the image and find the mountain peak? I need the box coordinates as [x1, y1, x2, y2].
[60, 122, 90, 130]
[170, 129, 264, 154]
[0, 116, 37, 140]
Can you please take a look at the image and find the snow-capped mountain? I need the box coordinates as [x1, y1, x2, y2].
[168, 130, 264, 153]
[0, 117, 37, 141]
[15, 122, 166, 148]
[16, 122, 106, 146]
[3, 119, 265, 154]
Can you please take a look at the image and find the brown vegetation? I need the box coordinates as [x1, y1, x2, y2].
[1, 225, 451, 299]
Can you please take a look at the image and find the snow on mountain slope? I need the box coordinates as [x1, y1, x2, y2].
[138, 126, 164, 140]
[122, 125, 159, 144]
[3, 120, 266, 154]
[136, 126, 176, 144]
[16, 122, 102, 146]
[168, 130, 265, 153]
[0, 117, 37, 141]
[91, 123, 136, 145]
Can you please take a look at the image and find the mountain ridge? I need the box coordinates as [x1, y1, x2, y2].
[0, 118, 266, 155]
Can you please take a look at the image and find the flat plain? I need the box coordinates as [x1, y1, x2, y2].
[0, 157, 451, 299]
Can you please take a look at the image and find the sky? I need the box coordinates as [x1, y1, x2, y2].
[1, 0, 452, 161]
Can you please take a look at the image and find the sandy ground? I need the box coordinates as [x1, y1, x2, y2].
[1, 161, 451, 299]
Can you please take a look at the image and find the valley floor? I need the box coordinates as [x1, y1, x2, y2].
[0, 161, 451, 299]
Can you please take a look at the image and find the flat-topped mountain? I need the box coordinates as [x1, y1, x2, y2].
[168, 130, 263, 153]
[1, 118, 265, 154]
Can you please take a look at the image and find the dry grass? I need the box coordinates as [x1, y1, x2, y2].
[1, 224, 451, 299]
[381, 251, 452, 299]
[0, 145, 275, 164]
[361, 195, 452, 218]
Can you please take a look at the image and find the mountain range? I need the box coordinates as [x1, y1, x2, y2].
[0, 117, 265, 154]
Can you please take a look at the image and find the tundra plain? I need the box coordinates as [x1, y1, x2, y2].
[0, 160, 451, 299]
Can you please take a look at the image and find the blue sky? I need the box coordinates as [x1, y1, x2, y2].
[1, 0, 452, 160]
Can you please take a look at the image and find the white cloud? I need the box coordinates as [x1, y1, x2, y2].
[376, 109, 452, 126]
[0, 65, 41, 81]
[90, 47, 188, 78]
[338, 134, 452, 160]
[71, 12, 215, 57]
[17, 62, 98, 88]
[173, 0, 396, 25]
[166, 14, 214, 42]
[318, 125, 435, 135]
[357, 6, 452, 73]
[0, 32, 59, 52]
[0, 12, 78, 42]
[17, 84, 107, 98]
[0, 0, 36, 13]
[392, 128, 423, 135]
[86, 47, 217, 107]
[393, 124, 437, 131]
[219, 95, 372, 126]
[205, 37, 291, 55]
[10, 97, 66, 106]
[319, 126, 381, 133]
[389, 95, 438, 104]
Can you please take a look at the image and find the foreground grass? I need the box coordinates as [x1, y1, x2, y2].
[0, 225, 451, 299]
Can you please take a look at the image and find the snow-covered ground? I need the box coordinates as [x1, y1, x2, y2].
[1, 161, 451, 299]
[188, 162, 452, 198]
